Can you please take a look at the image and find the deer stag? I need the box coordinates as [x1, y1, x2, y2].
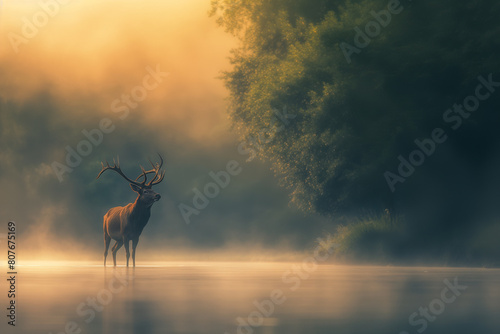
[97, 154, 165, 267]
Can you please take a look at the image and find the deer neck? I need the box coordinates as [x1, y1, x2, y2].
[129, 196, 152, 227]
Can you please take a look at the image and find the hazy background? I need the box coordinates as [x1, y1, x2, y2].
[0, 0, 330, 261]
[2, 0, 500, 265]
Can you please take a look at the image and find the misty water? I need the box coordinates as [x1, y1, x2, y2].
[8, 262, 500, 334]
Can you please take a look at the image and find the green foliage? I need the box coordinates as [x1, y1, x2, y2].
[211, 0, 500, 217]
[319, 212, 405, 261]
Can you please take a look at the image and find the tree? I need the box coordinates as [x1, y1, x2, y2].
[211, 0, 500, 221]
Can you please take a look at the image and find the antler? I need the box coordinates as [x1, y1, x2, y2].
[96, 156, 148, 188]
[143, 154, 165, 188]
[97, 154, 165, 189]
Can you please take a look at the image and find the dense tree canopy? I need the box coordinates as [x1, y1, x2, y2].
[211, 0, 500, 223]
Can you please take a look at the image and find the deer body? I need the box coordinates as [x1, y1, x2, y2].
[98, 155, 165, 267]
[104, 201, 150, 242]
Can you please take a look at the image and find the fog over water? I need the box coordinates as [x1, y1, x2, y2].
[4, 262, 500, 334]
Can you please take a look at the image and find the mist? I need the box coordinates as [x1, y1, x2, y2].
[0, 0, 330, 262]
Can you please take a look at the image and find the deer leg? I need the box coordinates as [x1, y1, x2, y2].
[132, 238, 139, 268]
[103, 233, 111, 267]
[111, 240, 123, 267]
[124, 238, 131, 267]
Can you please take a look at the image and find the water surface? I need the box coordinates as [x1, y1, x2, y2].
[3, 262, 500, 334]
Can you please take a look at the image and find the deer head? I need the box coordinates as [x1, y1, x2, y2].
[96, 154, 165, 207]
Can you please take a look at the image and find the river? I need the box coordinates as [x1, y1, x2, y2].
[3, 262, 499, 334]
